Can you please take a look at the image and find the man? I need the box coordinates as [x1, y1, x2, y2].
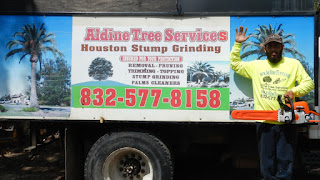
[230, 26, 314, 180]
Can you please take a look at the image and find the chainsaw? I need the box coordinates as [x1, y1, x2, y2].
[231, 95, 320, 124]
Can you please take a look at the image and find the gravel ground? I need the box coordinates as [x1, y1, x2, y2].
[0, 133, 319, 180]
[0, 138, 64, 180]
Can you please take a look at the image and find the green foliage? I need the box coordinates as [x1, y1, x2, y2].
[88, 57, 113, 81]
[39, 58, 71, 106]
[22, 107, 39, 112]
[0, 105, 6, 112]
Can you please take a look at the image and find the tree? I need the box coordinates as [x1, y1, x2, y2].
[241, 24, 313, 78]
[188, 61, 214, 83]
[241, 24, 304, 60]
[25, 72, 41, 103]
[40, 58, 71, 106]
[5, 23, 64, 108]
[88, 57, 113, 81]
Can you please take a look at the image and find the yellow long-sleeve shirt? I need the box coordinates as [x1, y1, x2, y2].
[231, 42, 314, 123]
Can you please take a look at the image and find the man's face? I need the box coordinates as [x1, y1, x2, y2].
[264, 42, 284, 64]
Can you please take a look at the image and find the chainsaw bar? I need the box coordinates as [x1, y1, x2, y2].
[231, 98, 320, 124]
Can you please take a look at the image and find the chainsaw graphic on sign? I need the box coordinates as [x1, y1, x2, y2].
[231, 95, 320, 124]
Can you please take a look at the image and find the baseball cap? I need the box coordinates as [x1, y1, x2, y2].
[264, 34, 283, 45]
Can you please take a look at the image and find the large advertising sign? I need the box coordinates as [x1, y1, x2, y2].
[0, 15, 314, 122]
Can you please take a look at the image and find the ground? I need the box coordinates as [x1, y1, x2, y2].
[1, 104, 70, 117]
[1, 132, 320, 180]
[0, 138, 64, 180]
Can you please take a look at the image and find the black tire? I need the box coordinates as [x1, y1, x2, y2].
[84, 131, 173, 180]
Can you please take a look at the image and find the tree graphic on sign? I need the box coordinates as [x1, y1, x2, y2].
[88, 57, 113, 81]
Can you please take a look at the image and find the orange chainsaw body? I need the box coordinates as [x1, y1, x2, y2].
[231, 101, 320, 124]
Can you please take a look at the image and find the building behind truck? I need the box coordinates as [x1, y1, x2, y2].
[0, 0, 319, 179]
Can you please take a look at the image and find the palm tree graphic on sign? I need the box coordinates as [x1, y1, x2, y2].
[241, 24, 304, 60]
[188, 61, 214, 84]
[241, 24, 313, 78]
[5, 24, 64, 108]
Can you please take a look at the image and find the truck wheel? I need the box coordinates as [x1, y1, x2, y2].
[84, 131, 173, 180]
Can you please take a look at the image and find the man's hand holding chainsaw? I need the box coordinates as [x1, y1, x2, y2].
[284, 90, 294, 103]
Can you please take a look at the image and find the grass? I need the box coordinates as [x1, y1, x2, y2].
[22, 107, 39, 112]
[0, 105, 6, 112]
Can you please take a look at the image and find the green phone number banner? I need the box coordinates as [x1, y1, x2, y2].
[72, 86, 229, 110]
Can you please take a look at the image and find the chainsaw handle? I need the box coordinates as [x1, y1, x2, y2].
[285, 96, 295, 123]
[277, 95, 285, 108]
[277, 95, 295, 123]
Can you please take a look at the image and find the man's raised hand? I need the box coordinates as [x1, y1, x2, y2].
[235, 26, 250, 43]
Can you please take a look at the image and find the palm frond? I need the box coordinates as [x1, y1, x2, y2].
[268, 24, 274, 34]
[19, 53, 29, 63]
[5, 48, 24, 60]
[282, 33, 295, 39]
[42, 46, 60, 59]
[192, 71, 208, 77]
[283, 39, 296, 48]
[241, 41, 261, 52]
[13, 31, 24, 38]
[41, 38, 57, 46]
[257, 54, 267, 59]
[240, 49, 261, 59]
[276, 24, 282, 32]
[56, 50, 65, 59]
[43, 32, 55, 39]
[6, 40, 24, 49]
[275, 29, 284, 36]
[36, 24, 46, 43]
[283, 47, 297, 59]
[296, 51, 306, 61]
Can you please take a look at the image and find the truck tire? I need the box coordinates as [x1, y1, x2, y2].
[84, 131, 173, 180]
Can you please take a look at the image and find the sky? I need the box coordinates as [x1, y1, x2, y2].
[229, 16, 314, 101]
[0, 15, 72, 97]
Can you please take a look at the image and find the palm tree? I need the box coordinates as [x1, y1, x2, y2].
[5, 23, 64, 108]
[241, 24, 305, 61]
[188, 61, 214, 83]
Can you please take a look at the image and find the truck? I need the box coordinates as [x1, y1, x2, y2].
[0, 0, 319, 179]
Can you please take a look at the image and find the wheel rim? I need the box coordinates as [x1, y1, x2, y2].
[103, 147, 153, 180]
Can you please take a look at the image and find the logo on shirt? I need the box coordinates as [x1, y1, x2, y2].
[263, 76, 272, 83]
[273, 78, 286, 84]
